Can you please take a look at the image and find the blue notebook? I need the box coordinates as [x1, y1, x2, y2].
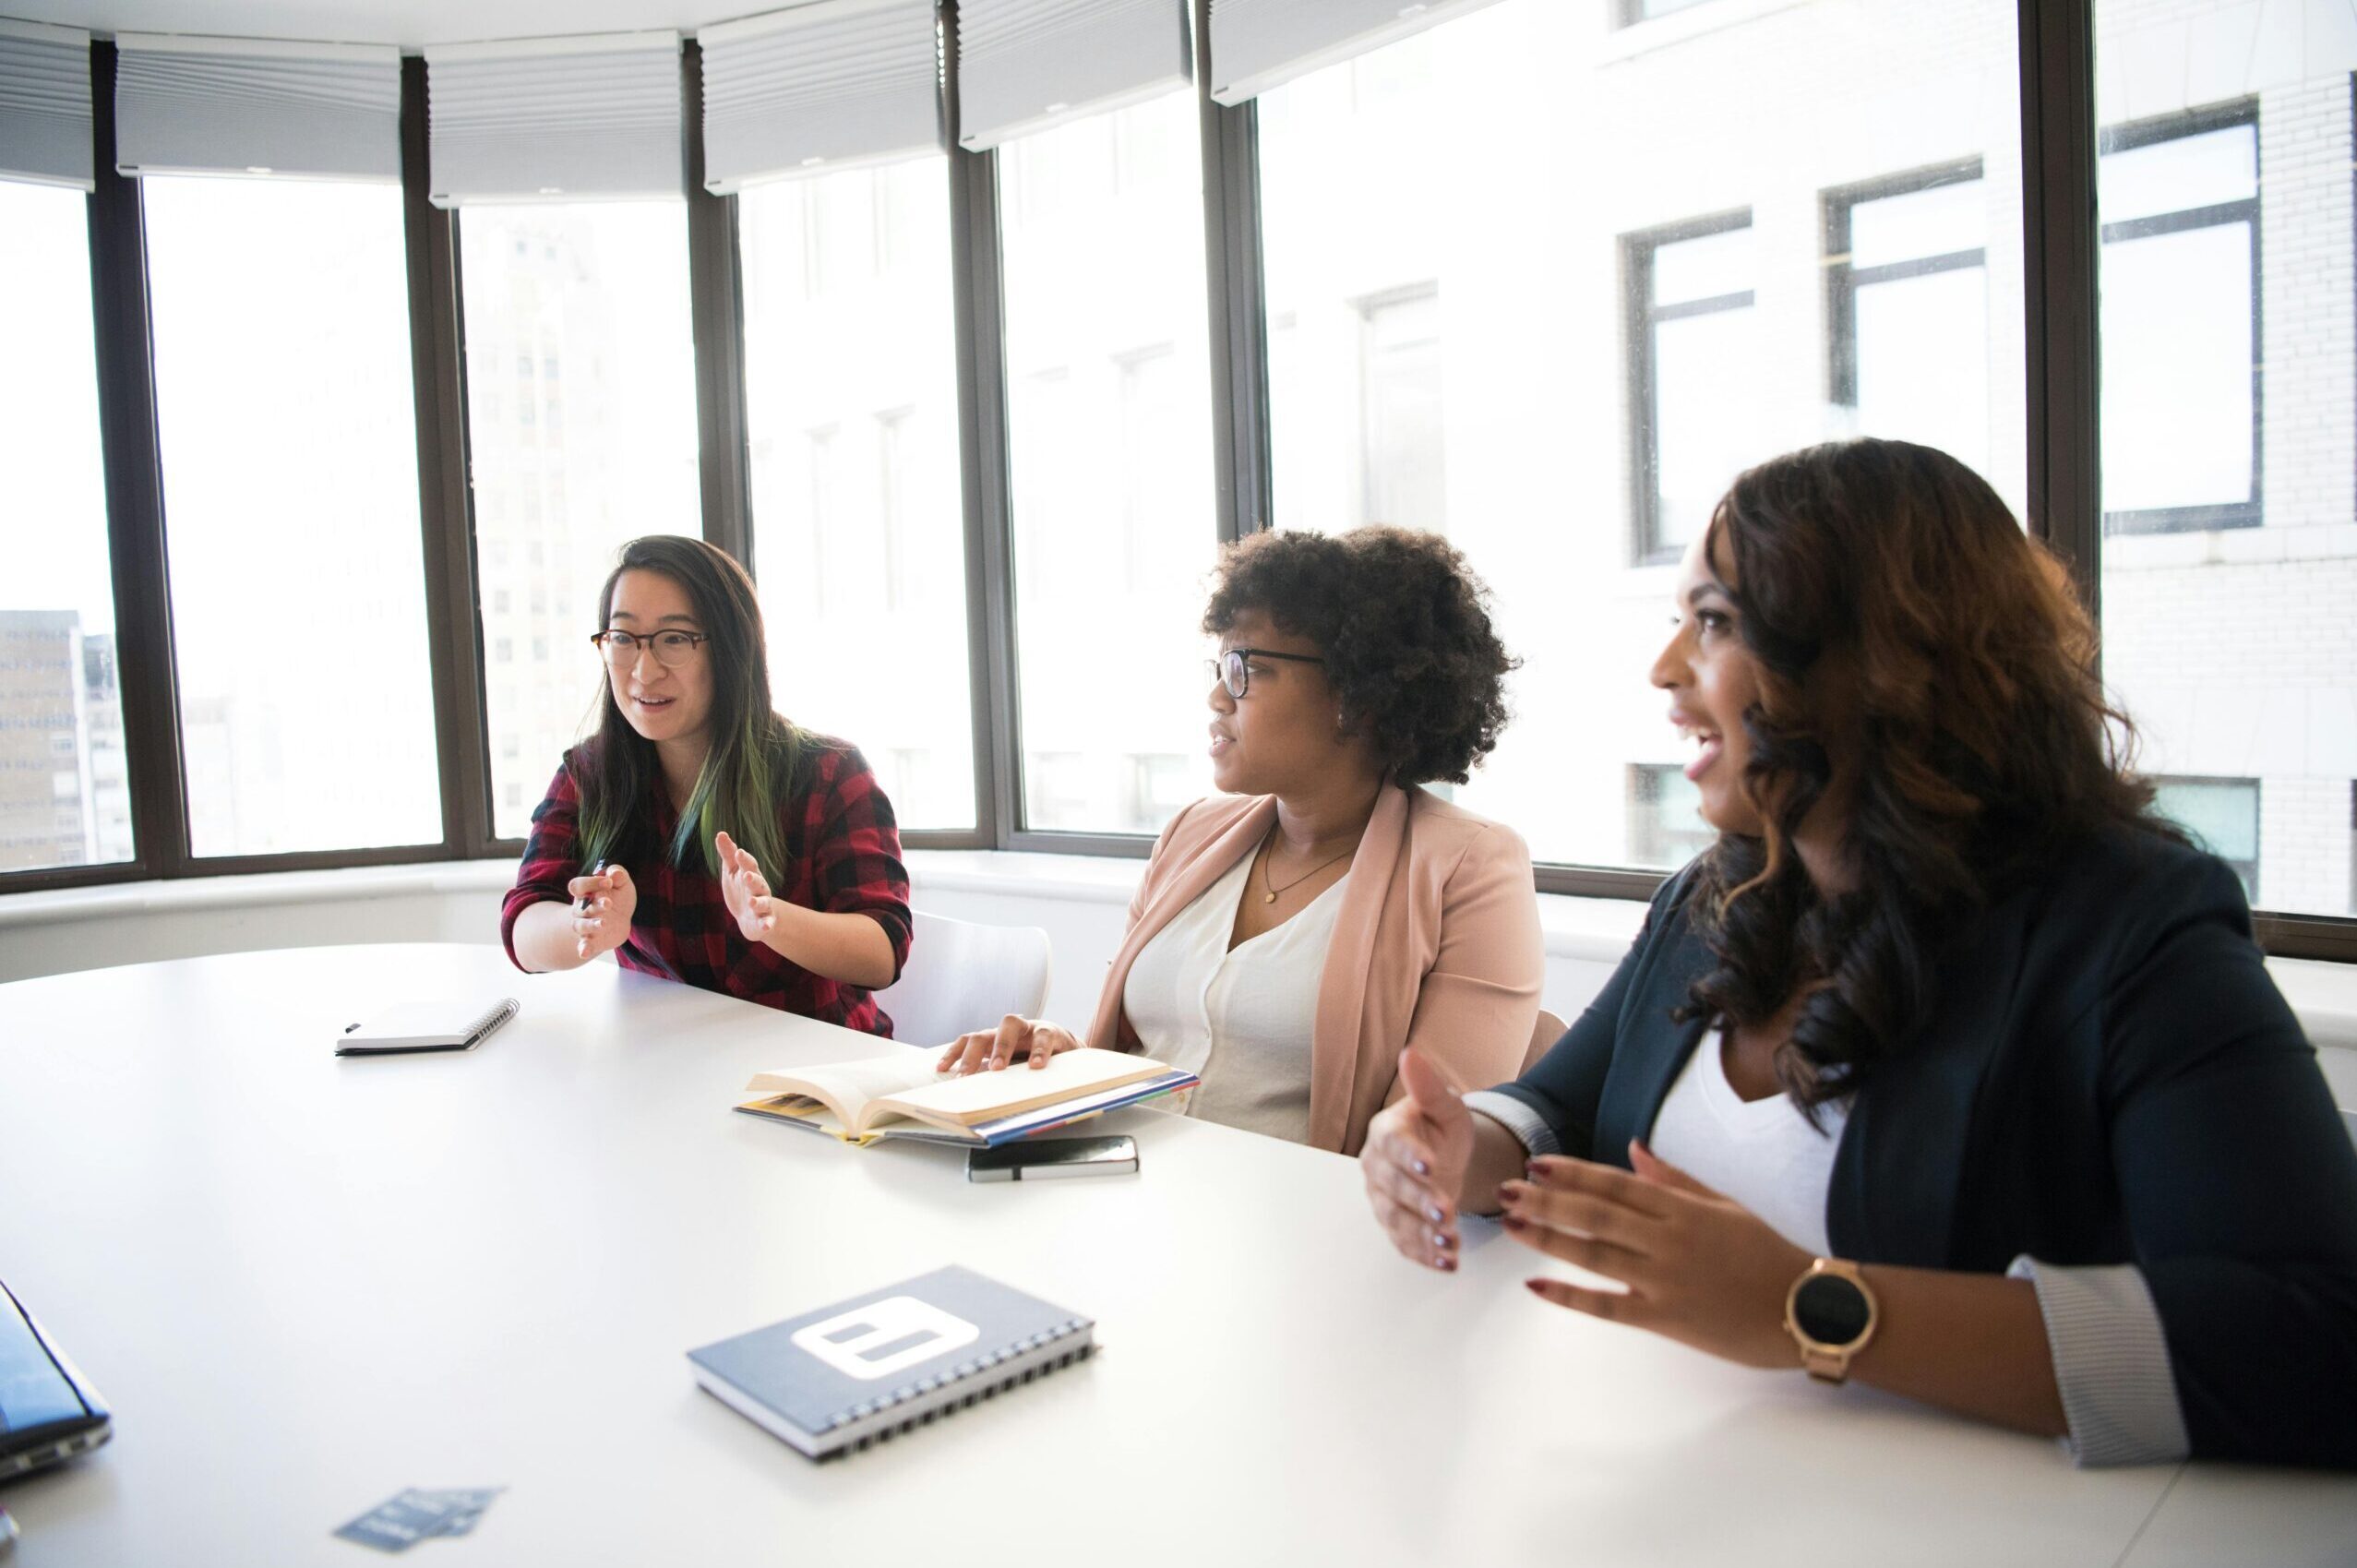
[688, 1266, 1094, 1459]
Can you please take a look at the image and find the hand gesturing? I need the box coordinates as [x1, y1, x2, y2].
[714, 831, 777, 942]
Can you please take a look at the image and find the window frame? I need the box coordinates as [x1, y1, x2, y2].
[6, 8, 2351, 964]
[1624, 208, 1755, 567]
[2094, 99, 2263, 536]
[1824, 157, 1989, 420]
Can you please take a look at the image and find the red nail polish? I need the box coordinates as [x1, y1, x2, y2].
[1524, 1280, 1547, 1297]
[1502, 1214, 1527, 1232]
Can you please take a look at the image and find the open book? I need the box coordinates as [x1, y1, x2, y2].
[736, 1047, 1195, 1148]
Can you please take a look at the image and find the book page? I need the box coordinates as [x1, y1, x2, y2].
[875, 1048, 1171, 1131]
[742, 1053, 941, 1127]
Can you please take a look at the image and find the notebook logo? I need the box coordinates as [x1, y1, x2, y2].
[792, 1296, 980, 1381]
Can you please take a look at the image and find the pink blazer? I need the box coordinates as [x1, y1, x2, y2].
[1084, 784, 1544, 1155]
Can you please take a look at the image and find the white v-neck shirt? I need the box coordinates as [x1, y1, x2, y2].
[1644, 1026, 1847, 1257]
[1120, 849, 1349, 1145]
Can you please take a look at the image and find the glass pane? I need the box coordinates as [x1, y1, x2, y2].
[999, 89, 1217, 834]
[1260, 0, 2026, 871]
[2099, 123, 2255, 224]
[2095, 5, 2356, 920]
[2099, 222, 2254, 514]
[1653, 305, 1764, 554]
[1855, 266, 1992, 478]
[0, 181, 133, 873]
[1849, 177, 1985, 268]
[460, 202, 701, 840]
[1652, 223, 1753, 306]
[740, 160, 976, 831]
[143, 176, 440, 857]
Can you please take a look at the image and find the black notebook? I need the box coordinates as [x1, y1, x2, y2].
[687, 1265, 1094, 1459]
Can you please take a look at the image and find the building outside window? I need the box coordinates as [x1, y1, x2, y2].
[2151, 775, 2261, 904]
[741, 156, 976, 831]
[0, 180, 131, 874]
[2093, 0, 2355, 920]
[457, 201, 700, 841]
[999, 90, 1218, 835]
[1628, 763, 1715, 870]
[1825, 162, 1992, 484]
[1629, 214, 1761, 565]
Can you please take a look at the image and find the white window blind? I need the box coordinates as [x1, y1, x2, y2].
[0, 19, 92, 190]
[1207, 0, 1500, 104]
[425, 32, 682, 206]
[955, 0, 1190, 151]
[114, 34, 400, 183]
[700, 0, 941, 193]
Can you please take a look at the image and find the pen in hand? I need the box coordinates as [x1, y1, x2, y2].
[575, 858, 611, 960]
[576, 857, 610, 915]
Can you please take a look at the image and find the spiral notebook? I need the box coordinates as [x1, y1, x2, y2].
[335, 998, 519, 1056]
[688, 1265, 1094, 1459]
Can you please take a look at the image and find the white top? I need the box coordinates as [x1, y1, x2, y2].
[2, 944, 2334, 1564]
[1645, 1026, 1846, 1257]
[1120, 850, 1348, 1145]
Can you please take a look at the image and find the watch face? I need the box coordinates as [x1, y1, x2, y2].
[1792, 1273, 1872, 1347]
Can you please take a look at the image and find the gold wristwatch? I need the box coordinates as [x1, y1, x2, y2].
[1783, 1257, 1879, 1382]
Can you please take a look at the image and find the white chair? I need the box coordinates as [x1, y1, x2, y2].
[872, 910, 1053, 1050]
[1520, 1008, 1569, 1074]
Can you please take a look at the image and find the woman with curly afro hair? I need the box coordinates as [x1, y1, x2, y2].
[1361, 438, 2357, 1469]
[938, 524, 1543, 1155]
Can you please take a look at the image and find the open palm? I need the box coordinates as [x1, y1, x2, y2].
[714, 831, 777, 940]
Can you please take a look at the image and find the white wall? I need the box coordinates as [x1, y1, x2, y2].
[2, 855, 2351, 1114]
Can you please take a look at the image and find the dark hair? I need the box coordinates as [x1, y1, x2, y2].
[1681, 438, 2183, 1109]
[1202, 524, 1516, 787]
[573, 536, 799, 880]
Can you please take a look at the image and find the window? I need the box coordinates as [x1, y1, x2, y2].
[1257, 0, 2027, 873]
[1826, 162, 1993, 485]
[2097, 108, 2259, 533]
[2151, 776, 2260, 904]
[999, 90, 1217, 835]
[740, 158, 976, 832]
[2093, 6, 2355, 924]
[1116, 346, 1196, 593]
[458, 201, 701, 840]
[1631, 214, 1760, 564]
[143, 176, 441, 857]
[0, 182, 132, 875]
[1358, 286, 1445, 532]
[1628, 764, 1715, 870]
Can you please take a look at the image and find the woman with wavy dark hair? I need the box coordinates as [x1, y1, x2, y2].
[940, 525, 1543, 1154]
[501, 536, 913, 1034]
[1360, 438, 2357, 1467]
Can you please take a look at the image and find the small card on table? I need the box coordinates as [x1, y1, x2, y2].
[333, 1488, 505, 1553]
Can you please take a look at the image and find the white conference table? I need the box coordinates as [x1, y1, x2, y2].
[0, 943, 2350, 1567]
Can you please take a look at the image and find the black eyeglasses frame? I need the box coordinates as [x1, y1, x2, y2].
[1207, 646, 1325, 700]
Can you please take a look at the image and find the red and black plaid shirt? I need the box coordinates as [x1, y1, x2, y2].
[500, 736, 913, 1035]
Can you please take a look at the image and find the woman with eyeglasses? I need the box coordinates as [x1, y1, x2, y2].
[1358, 439, 2357, 1467]
[501, 535, 913, 1034]
[939, 526, 1543, 1155]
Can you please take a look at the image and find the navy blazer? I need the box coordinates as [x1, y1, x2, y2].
[1490, 827, 2357, 1468]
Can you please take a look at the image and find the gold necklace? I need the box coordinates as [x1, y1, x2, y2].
[1261, 832, 1357, 904]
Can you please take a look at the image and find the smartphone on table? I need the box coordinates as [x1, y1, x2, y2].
[966, 1135, 1138, 1182]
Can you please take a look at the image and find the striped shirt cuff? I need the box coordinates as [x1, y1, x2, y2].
[1462, 1090, 1561, 1159]
[2007, 1256, 2190, 1467]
